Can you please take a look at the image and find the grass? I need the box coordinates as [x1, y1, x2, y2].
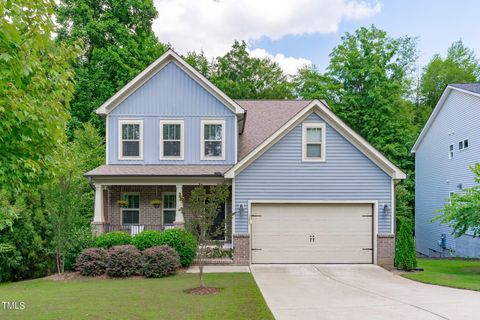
[402, 258, 480, 291]
[0, 273, 274, 320]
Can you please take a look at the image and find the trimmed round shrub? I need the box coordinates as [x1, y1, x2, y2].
[107, 245, 141, 277]
[158, 229, 197, 267]
[76, 248, 108, 276]
[132, 230, 162, 250]
[95, 232, 132, 249]
[142, 245, 181, 278]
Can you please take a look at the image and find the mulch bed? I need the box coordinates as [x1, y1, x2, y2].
[184, 287, 222, 295]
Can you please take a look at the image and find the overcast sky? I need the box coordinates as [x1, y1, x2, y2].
[152, 0, 480, 75]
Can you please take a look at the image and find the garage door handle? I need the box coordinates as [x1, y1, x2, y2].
[362, 248, 373, 251]
[252, 248, 262, 251]
[362, 215, 373, 217]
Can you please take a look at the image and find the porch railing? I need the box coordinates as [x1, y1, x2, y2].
[103, 223, 175, 235]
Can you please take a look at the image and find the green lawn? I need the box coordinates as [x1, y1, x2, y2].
[402, 258, 480, 291]
[0, 273, 273, 320]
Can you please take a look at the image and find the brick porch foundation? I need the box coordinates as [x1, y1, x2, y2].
[377, 233, 395, 266]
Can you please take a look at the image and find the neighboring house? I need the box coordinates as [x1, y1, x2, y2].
[412, 83, 480, 258]
[85, 49, 405, 266]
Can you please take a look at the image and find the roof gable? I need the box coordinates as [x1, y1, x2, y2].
[225, 100, 406, 179]
[96, 49, 245, 115]
[412, 85, 480, 153]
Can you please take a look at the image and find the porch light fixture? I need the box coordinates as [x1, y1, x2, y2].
[239, 204, 245, 215]
[383, 204, 389, 215]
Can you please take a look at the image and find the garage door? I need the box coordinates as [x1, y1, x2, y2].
[251, 203, 373, 264]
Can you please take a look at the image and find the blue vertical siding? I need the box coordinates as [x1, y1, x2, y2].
[415, 90, 480, 257]
[107, 62, 236, 165]
[234, 112, 393, 234]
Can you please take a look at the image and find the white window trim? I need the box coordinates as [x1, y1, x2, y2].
[459, 139, 469, 151]
[162, 192, 176, 225]
[159, 119, 184, 160]
[201, 119, 226, 161]
[302, 122, 326, 162]
[121, 192, 140, 226]
[118, 119, 144, 160]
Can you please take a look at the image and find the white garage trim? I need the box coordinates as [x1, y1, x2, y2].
[248, 200, 378, 265]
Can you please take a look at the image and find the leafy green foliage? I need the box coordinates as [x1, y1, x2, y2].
[96, 232, 132, 249]
[292, 65, 331, 100]
[157, 229, 197, 267]
[210, 41, 293, 99]
[107, 245, 142, 278]
[142, 246, 181, 278]
[436, 164, 480, 238]
[0, 0, 77, 192]
[75, 248, 108, 276]
[182, 184, 229, 287]
[418, 40, 480, 125]
[56, 0, 168, 136]
[132, 230, 163, 250]
[395, 220, 417, 271]
[64, 227, 96, 271]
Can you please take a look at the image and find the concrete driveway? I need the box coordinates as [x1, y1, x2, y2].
[251, 264, 480, 320]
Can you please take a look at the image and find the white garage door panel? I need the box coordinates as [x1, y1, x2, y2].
[251, 203, 373, 264]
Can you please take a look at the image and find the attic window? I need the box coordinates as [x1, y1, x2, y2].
[302, 123, 326, 162]
[119, 120, 143, 160]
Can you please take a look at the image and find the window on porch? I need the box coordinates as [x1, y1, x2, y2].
[163, 193, 176, 226]
[122, 193, 140, 225]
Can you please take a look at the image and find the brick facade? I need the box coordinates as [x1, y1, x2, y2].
[103, 185, 232, 243]
[233, 234, 250, 265]
[377, 233, 395, 266]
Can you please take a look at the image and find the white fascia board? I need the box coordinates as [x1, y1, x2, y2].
[96, 49, 245, 116]
[225, 100, 406, 180]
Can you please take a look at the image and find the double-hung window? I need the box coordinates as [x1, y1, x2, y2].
[302, 123, 326, 161]
[201, 120, 225, 160]
[122, 194, 140, 225]
[162, 193, 176, 225]
[449, 144, 454, 159]
[119, 120, 143, 160]
[160, 120, 184, 160]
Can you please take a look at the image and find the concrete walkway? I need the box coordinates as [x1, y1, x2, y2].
[186, 265, 250, 273]
[251, 264, 480, 320]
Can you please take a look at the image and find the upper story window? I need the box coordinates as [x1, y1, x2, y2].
[302, 123, 326, 162]
[201, 120, 225, 160]
[459, 139, 469, 150]
[449, 144, 454, 159]
[119, 119, 143, 160]
[160, 120, 184, 160]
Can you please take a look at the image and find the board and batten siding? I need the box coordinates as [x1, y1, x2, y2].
[415, 89, 480, 257]
[107, 62, 236, 165]
[234, 112, 393, 234]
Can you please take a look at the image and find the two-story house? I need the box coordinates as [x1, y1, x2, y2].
[85, 49, 405, 266]
[412, 83, 480, 258]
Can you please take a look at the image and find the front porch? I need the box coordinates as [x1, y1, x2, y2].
[91, 184, 232, 243]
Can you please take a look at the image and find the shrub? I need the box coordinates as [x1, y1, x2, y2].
[142, 245, 180, 278]
[65, 227, 96, 271]
[76, 248, 108, 276]
[205, 246, 234, 259]
[158, 229, 197, 267]
[395, 220, 417, 271]
[132, 230, 162, 250]
[95, 232, 131, 249]
[107, 245, 141, 277]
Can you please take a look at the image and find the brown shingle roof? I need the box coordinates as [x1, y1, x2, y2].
[235, 100, 312, 160]
[85, 165, 232, 177]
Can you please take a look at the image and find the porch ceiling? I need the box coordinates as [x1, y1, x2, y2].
[85, 164, 232, 177]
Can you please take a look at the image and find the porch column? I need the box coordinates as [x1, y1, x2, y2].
[174, 184, 184, 228]
[92, 184, 105, 235]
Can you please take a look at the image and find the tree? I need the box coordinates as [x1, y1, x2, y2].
[436, 164, 480, 238]
[211, 41, 293, 99]
[292, 65, 331, 100]
[184, 51, 211, 78]
[395, 219, 417, 271]
[56, 0, 168, 136]
[0, 0, 77, 192]
[324, 26, 418, 224]
[418, 40, 480, 125]
[181, 184, 230, 289]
